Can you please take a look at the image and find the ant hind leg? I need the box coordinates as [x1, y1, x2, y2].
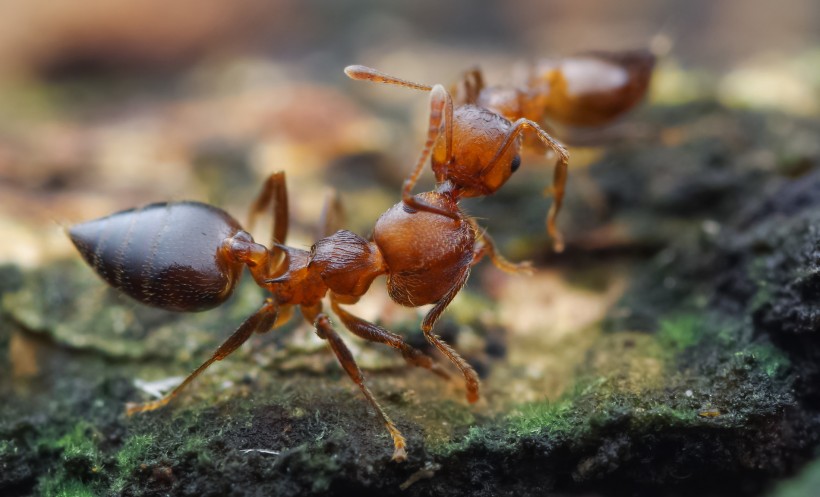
[330, 295, 450, 379]
[314, 313, 408, 462]
[246, 171, 289, 260]
[126, 299, 279, 415]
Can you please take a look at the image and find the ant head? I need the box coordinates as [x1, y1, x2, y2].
[374, 192, 474, 306]
[432, 105, 522, 198]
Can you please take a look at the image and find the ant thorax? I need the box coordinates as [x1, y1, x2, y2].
[476, 86, 526, 120]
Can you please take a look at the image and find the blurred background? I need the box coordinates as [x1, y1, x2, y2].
[0, 0, 818, 266]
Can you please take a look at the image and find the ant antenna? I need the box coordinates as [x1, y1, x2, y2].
[345, 65, 433, 92]
[347, 65, 457, 220]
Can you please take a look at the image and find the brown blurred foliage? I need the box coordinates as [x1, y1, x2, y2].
[0, 0, 305, 76]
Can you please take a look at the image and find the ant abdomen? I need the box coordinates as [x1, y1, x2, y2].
[69, 201, 245, 312]
[373, 192, 475, 306]
[521, 49, 655, 127]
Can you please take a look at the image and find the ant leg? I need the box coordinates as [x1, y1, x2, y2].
[467, 217, 533, 275]
[313, 312, 408, 462]
[260, 304, 294, 333]
[420, 269, 481, 403]
[126, 299, 279, 415]
[460, 66, 486, 104]
[329, 294, 450, 379]
[400, 84, 459, 220]
[317, 189, 346, 239]
[483, 119, 569, 252]
[345, 66, 458, 220]
[246, 171, 289, 261]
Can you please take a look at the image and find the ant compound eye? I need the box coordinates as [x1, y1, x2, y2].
[510, 155, 522, 173]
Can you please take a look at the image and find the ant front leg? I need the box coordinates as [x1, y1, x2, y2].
[401, 84, 459, 220]
[329, 294, 450, 379]
[304, 304, 407, 462]
[246, 171, 289, 262]
[344, 66, 458, 220]
[126, 299, 279, 415]
[468, 217, 533, 275]
[485, 119, 569, 252]
[419, 268, 481, 403]
[518, 119, 569, 253]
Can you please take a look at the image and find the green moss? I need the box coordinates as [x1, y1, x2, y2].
[116, 434, 155, 475]
[442, 308, 781, 459]
[735, 343, 791, 378]
[31, 421, 107, 497]
[507, 399, 578, 438]
[113, 434, 155, 493]
[179, 434, 212, 465]
[39, 476, 99, 497]
[54, 422, 104, 471]
[418, 399, 476, 452]
[657, 315, 703, 351]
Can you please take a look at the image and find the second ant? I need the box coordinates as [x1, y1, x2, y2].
[345, 49, 654, 253]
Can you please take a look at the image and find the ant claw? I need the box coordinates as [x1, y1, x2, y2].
[511, 260, 535, 276]
[391, 446, 408, 463]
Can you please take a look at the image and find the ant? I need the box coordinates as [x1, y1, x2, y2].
[69, 171, 519, 462]
[345, 49, 654, 253]
[67, 52, 653, 461]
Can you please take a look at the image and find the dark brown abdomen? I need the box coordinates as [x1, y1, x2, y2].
[69, 201, 244, 312]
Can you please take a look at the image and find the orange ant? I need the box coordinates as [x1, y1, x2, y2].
[69, 171, 518, 461]
[67, 53, 653, 461]
[345, 49, 654, 252]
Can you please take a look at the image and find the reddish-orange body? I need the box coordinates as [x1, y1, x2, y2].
[69, 52, 655, 462]
[70, 173, 490, 462]
[346, 49, 654, 251]
[473, 50, 655, 126]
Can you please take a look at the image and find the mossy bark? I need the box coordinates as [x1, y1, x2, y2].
[2, 103, 820, 496]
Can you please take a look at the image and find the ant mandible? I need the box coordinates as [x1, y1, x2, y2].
[69, 171, 515, 461]
[345, 49, 654, 253]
